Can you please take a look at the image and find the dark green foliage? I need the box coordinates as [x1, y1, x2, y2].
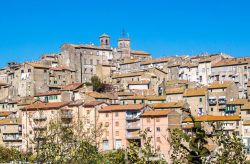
[169, 111, 247, 164]
[0, 145, 25, 163]
[91, 75, 105, 92]
[103, 149, 126, 164]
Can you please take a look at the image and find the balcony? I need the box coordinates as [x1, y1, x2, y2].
[2, 135, 22, 141]
[33, 125, 47, 131]
[126, 123, 140, 130]
[218, 100, 226, 105]
[33, 115, 47, 121]
[126, 132, 140, 139]
[126, 115, 139, 121]
[61, 113, 73, 119]
[208, 97, 217, 105]
[62, 123, 73, 128]
[35, 136, 46, 141]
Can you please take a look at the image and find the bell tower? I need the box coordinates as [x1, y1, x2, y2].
[99, 33, 110, 48]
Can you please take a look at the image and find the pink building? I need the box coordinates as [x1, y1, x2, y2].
[98, 104, 150, 151]
[140, 110, 181, 162]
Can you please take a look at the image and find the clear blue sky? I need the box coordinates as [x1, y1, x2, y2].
[0, 0, 250, 67]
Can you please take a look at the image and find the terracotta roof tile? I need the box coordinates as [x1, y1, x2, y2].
[141, 110, 173, 117]
[83, 101, 106, 107]
[26, 62, 50, 69]
[35, 90, 62, 97]
[243, 120, 250, 125]
[130, 50, 150, 56]
[122, 95, 146, 100]
[240, 102, 250, 110]
[0, 118, 21, 125]
[87, 92, 109, 99]
[23, 102, 69, 110]
[62, 83, 83, 91]
[140, 57, 172, 65]
[0, 111, 13, 117]
[120, 59, 141, 65]
[227, 99, 248, 105]
[166, 80, 188, 85]
[208, 81, 232, 89]
[165, 88, 185, 95]
[99, 104, 145, 112]
[146, 95, 167, 101]
[212, 58, 250, 67]
[151, 101, 184, 109]
[49, 66, 74, 71]
[128, 80, 150, 85]
[117, 92, 135, 96]
[112, 72, 144, 79]
[183, 88, 207, 97]
[183, 115, 241, 122]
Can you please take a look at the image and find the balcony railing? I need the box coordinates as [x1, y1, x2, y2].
[126, 133, 140, 139]
[33, 115, 47, 121]
[218, 100, 226, 105]
[2, 135, 22, 141]
[62, 123, 73, 128]
[126, 115, 139, 120]
[208, 100, 217, 106]
[61, 113, 73, 119]
[126, 124, 140, 130]
[33, 125, 47, 131]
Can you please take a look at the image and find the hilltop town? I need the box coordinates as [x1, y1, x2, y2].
[0, 33, 250, 161]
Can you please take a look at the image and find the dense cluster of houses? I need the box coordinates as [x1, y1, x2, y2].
[1, 33, 250, 161]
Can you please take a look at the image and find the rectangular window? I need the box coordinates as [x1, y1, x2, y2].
[199, 98, 202, 103]
[87, 110, 90, 115]
[106, 113, 109, 117]
[115, 121, 119, 126]
[115, 131, 119, 136]
[156, 127, 160, 132]
[115, 112, 119, 117]
[147, 118, 150, 123]
[21, 70, 24, 73]
[102, 140, 109, 151]
[156, 137, 161, 142]
[105, 122, 109, 127]
[156, 118, 160, 122]
[90, 59, 93, 65]
[28, 69, 31, 72]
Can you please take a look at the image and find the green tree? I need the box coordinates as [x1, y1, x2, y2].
[91, 75, 105, 92]
[0, 145, 24, 163]
[169, 110, 247, 164]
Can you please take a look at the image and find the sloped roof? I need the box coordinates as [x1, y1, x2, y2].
[183, 115, 241, 122]
[165, 88, 185, 95]
[151, 101, 184, 109]
[112, 72, 144, 79]
[83, 101, 106, 107]
[26, 62, 50, 69]
[227, 99, 248, 105]
[141, 110, 174, 117]
[0, 118, 21, 125]
[208, 81, 232, 89]
[183, 88, 207, 97]
[128, 80, 150, 85]
[99, 104, 145, 112]
[61, 83, 83, 91]
[130, 50, 150, 56]
[212, 58, 250, 67]
[146, 95, 167, 101]
[35, 90, 62, 97]
[120, 58, 141, 65]
[23, 102, 69, 110]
